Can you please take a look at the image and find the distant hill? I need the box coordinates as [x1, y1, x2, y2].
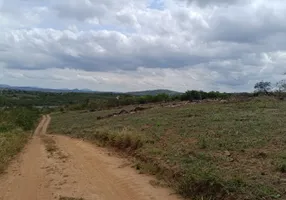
[0, 84, 180, 96]
[0, 85, 95, 93]
[127, 89, 181, 96]
[0, 84, 10, 88]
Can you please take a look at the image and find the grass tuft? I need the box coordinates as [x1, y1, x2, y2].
[41, 135, 58, 154]
[277, 163, 286, 173]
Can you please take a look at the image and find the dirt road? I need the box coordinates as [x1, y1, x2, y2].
[0, 115, 180, 200]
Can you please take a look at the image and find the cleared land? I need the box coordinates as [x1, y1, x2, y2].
[50, 98, 286, 200]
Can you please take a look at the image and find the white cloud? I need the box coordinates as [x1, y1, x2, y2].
[0, 0, 286, 92]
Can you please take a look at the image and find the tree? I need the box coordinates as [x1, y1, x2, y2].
[276, 80, 286, 98]
[181, 90, 202, 101]
[276, 80, 286, 92]
[154, 93, 170, 102]
[254, 81, 272, 94]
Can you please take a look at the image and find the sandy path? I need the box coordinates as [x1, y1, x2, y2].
[0, 115, 181, 200]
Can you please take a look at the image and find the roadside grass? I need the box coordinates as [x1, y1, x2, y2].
[0, 108, 40, 174]
[0, 129, 30, 173]
[50, 98, 286, 199]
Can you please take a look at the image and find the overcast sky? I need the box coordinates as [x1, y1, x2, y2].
[0, 0, 285, 92]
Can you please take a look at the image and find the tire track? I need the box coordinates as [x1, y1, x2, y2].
[52, 135, 181, 200]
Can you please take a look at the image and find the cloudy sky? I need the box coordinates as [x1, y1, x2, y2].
[0, 0, 285, 92]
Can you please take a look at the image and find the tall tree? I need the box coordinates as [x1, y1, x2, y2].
[254, 81, 272, 94]
[276, 80, 286, 92]
[276, 80, 286, 98]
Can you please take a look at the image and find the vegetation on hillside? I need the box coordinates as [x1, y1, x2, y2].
[2, 80, 286, 198]
[1, 79, 286, 113]
[0, 88, 234, 112]
[50, 98, 286, 200]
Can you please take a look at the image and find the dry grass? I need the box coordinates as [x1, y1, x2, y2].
[41, 135, 58, 154]
[88, 128, 144, 152]
[0, 129, 30, 173]
[41, 135, 69, 162]
[50, 98, 286, 199]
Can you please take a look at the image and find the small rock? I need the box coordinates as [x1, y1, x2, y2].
[261, 172, 267, 176]
[280, 178, 286, 183]
[257, 152, 267, 159]
[224, 150, 231, 156]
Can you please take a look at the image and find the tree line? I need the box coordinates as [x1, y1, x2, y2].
[2, 79, 286, 112]
[254, 79, 286, 97]
[62, 90, 231, 111]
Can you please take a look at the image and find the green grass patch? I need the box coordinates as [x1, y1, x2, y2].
[50, 98, 286, 199]
[0, 107, 40, 173]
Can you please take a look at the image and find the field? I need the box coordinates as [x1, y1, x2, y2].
[49, 98, 286, 200]
[0, 108, 40, 173]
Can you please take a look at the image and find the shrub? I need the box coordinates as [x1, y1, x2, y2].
[13, 108, 40, 131]
[91, 128, 144, 152]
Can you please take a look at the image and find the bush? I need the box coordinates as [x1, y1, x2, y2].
[90, 128, 144, 152]
[0, 107, 39, 173]
[11, 108, 40, 131]
[178, 176, 226, 199]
